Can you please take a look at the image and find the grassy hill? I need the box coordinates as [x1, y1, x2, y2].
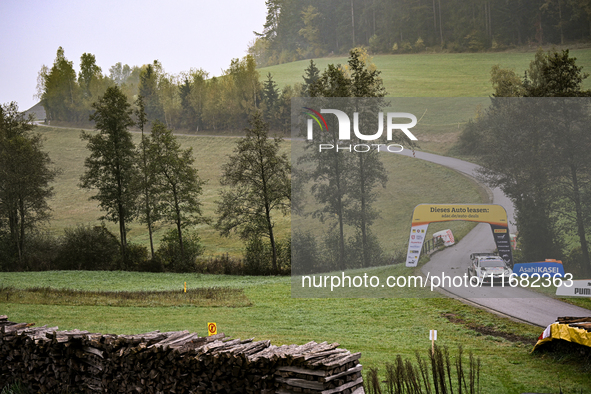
[40, 125, 483, 257]
[260, 48, 591, 97]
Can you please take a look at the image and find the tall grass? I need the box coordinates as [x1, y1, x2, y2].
[366, 345, 481, 394]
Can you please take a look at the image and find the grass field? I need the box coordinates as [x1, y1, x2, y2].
[2, 271, 591, 392]
[260, 47, 591, 97]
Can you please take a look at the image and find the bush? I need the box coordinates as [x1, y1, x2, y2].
[346, 230, 387, 268]
[195, 253, 245, 275]
[156, 229, 204, 272]
[138, 256, 165, 273]
[292, 230, 320, 274]
[244, 236, 272, 275]
[414, 37, 425, 52]
[22, 232, 60, 271]
[276, 237, 291, 274]
[121, 243, 149, 271]
[56, 224, 120, 270]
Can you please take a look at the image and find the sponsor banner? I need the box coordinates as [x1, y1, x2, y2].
[489, 223, 513, 267]
[405, 224, 429, 267]
[513, 262, 565, 277]
[410, 204, 510, 227]
[556, 279, 591, 297]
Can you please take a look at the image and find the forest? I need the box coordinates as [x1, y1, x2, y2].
[249, 0, 591, 66]
[37, 47, 295, 133]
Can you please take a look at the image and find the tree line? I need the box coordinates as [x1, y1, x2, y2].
[250, 0, 591, 67]
[0, 85, 292, 273]
[456, 48, 591, 276]
[37, 47, 297, 133]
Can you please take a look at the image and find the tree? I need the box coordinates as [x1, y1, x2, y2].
[460, 49, 591, 273]
[302, 59, 320, 96]
[138, 61, 164, 122]
[305, 64, 353, 270]
[299, 5, 324, 57]
[80, 86, 138, 268]
[0, 102, 59, 268]
[109, 62, 132, 86]
[146, 121, 206, 258]
[345, 48, 389, 267]
[40, 47, 79, 122]
[262, 72, 280, 127]
[216, 112, 291, 274]
[79, 53, 102, 99]
[135, 95, 157, 258]
[301, 49, 393, 269]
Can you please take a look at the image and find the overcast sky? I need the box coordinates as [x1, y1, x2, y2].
[0, 0, 267, 111]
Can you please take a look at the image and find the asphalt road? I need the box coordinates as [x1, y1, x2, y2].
[394, 148, 591, 327]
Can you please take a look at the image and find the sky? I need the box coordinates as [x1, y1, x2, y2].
[0, 0, 268, 111]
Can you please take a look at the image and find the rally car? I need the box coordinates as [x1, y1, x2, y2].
[468, 253, 516, 285]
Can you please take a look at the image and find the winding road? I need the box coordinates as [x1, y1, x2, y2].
[395, 149, 591, 327]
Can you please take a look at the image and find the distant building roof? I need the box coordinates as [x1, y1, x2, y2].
[22, 102, 46, 121]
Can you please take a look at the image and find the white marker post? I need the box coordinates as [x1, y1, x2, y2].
[429, 330, 437, 354]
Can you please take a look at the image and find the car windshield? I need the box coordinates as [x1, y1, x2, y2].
[481, 260, 505, 268]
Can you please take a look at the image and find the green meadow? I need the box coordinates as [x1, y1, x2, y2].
[261, 48, 591, 97]
[2, 271, 590, 393]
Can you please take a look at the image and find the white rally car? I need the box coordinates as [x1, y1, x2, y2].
[468, 253, 516, 285]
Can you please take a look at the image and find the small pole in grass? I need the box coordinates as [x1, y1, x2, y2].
[184, 282, 187, 293]
[430, 329, 437, 355]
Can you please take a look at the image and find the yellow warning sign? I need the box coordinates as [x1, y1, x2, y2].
[208, 322, 217, 336]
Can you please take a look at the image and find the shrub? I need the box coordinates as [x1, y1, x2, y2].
[414, 37, 425, 52]
[244, 236, 272, 275]
[195, 253, 245, 275]
[56, 224, 120, 270]
[276, 237, 291, 274]
[156, 229, 204, 272]
[346, 230, 386, 268]
[292, 230, 320, 274]
[122, 243, 149, 271]
[22, 232, 60, 271]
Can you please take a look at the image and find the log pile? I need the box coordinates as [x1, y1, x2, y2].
[0, 316, 364, 394]
[557, 316, 591, 332]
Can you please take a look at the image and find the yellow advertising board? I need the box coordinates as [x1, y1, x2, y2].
[410, 204, 509, 227]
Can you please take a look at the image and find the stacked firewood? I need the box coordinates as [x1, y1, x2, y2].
[0, 315, 364, 394]
[557, 316, 591, 332]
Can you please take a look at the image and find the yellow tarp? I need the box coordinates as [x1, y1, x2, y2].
[532, 322, 591, 352]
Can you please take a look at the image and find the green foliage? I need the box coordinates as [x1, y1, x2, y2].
[302, 59, 320, 96]
[459, 49, 591, 272]
[291, 230, 320, 274]
[56, 224, 120, 270]
[138, 61, 164, 122]
[251, 0, 591, 66]
[243, 235, 290, 275]
[156, 228, 204, 272]
[0, 102, 59, 270]
[78, 52, 102, 98]
[216, 112, 291, 274]
[80, 86, 138, 267]
[145, 121, 206, 257]
[122, 243, 149, 272]
[39, 47, 79, 121]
